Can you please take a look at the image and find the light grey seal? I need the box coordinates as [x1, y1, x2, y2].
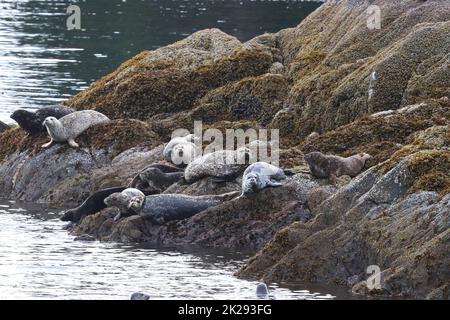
[42, 110, 110, 148]
[184, 148, 251, 183]
[241, 162, 286, 195]
[304, 152, 372, 183]
[170, 142, 197, 166]
[104, 188, 145, 221]
[163, 134, 197, 162]
[128, 191, 240, 224]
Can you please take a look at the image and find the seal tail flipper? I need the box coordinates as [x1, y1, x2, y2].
[267, 181, 283, 188]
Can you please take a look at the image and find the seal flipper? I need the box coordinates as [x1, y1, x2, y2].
[68, 139, 79, 148]
[267, 181, 283, 188]
[42, 139, 54, 148]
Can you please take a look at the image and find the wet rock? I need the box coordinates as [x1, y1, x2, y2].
[74, 234, 96, 242]
[71, 177, 317, 250]
[130, 292, 151, 300]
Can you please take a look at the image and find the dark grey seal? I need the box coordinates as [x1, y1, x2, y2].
[128, 163, 185, 195]
[10, 106, 75, 136]
[61, 187, 127, 223]
[129, 191, 240, 224]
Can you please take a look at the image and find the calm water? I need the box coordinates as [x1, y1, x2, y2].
[0, 200, 352, 300]
[0, 0, 323, 123]
[0, 0, 344, 300]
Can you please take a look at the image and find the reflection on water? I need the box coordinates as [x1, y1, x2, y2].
[0, 200, 347, 300]
[0, 0, 322, 123]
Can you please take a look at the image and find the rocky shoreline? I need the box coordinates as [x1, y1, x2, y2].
[0, 0, 448, 299]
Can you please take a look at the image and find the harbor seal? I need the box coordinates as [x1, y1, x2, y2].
[10, 106, 75, 135]
[241, 162, 286, 195]
[184, 148, 251, 183]
[304, 152, 372, 183]
[128, 163, 185, 195]
[61, 186, 126, 223]
[163, 134, 197, 162]
[170, 142, 197, 166]
[42, 110, 110, 148]
[128, 191, 239, 224]
[104, 188, 145, 221]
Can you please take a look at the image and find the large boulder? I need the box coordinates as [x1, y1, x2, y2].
[237, 125, 450, 299]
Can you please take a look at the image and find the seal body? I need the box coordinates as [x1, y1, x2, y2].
[170, 142, 197, 166]
[163, 134, 196, 163]
[61, 186, 126, 222]
[241, 162, 286, 195]
[129, 191, 239, 224]
[184, 148, 251, 183]
[128, 163, 184, 195]
[42, 110, 110, 148]
[104, 188, 145, 221]
[10, 106, 75, 135]
[304, 152, 372, 183]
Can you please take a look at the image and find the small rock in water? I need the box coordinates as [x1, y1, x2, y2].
[256, 283, 269, 299]
[130, 292, 151, 300]
[74, 234, 96, 242]
[62, 222, 75, 230]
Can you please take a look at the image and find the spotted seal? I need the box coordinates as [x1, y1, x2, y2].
[42, 110, 110, 148]
[163, 134, 196, 162]
[241, 162, 286, 195]
[184, 148, 251, 183]
[128, 191, 240, 224]
[104, 188, 145, 221]
[61, 186, 126, 223]
[304, 152, 372, 183]
[10, 106, 75, 135]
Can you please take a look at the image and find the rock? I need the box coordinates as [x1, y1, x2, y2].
[70, 176, 317, 250]
[0, 119, 161, 206]
[130, 292, 151, 300]
[236, 126, 450, 299]
[0, 120, 9, 133]
[74, 234, 96, 242]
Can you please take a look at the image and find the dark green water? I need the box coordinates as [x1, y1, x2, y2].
[0, 0, 323, 123]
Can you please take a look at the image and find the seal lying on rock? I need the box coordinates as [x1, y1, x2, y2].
[10, 106, 75, 135]
[170, 142, 197, 166]
[128, 163, 185, 195]
[163, 134, 197, 163]
[128, 191, 240, 224]
[104, 188, 145, 221]
[61, 186, 126, 223]
[184, 148, 251, 183]
[42, 110, 110, 148]
[304, 152, 372, 183]
[241, 162, 286, 195]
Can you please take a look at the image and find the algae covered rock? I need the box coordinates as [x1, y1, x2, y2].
[237, 125, 450, 299]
